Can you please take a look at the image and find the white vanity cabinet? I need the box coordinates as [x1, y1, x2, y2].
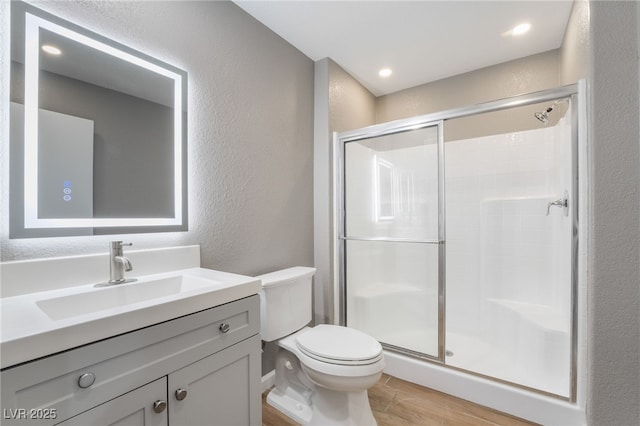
[0, 295, 261, 426]
[168, 337, 258, 425]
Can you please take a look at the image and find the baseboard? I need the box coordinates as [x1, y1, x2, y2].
[262, 369, 275, 393]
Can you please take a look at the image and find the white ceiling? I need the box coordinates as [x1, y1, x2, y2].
[234, 0, 574, 96]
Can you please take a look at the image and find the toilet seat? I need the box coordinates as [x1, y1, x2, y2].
[295, 325, 383, 366]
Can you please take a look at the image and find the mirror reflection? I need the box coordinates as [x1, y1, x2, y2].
[10, 1, 187, 238]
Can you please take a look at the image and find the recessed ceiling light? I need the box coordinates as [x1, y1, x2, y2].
[42, 44, 62, 55]
[378, 68, 392, 78]
[511, 23, 531, 36]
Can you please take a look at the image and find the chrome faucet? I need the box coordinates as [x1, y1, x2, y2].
[109, 241, 134, 283]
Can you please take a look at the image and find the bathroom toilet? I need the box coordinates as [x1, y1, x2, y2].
[258, 267, 385, 425]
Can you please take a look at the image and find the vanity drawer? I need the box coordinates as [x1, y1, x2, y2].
[0, 295, 259, 425]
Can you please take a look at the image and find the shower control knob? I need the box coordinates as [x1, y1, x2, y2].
[175, 388, 188, 401]
[219, 323, 230, 333]
[546, 190, 570, 216]
[153, 400, 167, 413]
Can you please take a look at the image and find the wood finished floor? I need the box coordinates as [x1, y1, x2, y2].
[262, 373, 537, 426]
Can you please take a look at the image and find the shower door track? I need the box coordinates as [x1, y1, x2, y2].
[334, 82, 583, 402]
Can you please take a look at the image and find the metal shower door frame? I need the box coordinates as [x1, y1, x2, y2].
[334, 83, 581, 400]
[335, 119, 446, 361]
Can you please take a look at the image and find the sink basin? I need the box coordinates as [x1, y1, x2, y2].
[36, 274, 218, 321]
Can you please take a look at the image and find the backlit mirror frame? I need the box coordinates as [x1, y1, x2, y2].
[11, 1, 188, 236]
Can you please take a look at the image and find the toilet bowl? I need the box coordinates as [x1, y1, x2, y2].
[258, 267, 385, 425]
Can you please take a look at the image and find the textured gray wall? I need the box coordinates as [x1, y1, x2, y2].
[376, 49, 560, 123]
[587, 1, 640, 424]
[328, 60, 377, 133]
[559, 0, 590, 86]
[1, 1, 314, 278]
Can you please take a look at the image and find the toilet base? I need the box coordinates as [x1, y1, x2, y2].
[267, 387, 313, 424]
[267, 386, 377, 426]
[311, 386, 377, 426]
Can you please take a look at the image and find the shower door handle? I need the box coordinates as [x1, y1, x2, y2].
[546, 191, 569, 216]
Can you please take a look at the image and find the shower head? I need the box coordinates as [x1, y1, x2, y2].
[534, 99, 569, 124]
[534, 109, 551, 123]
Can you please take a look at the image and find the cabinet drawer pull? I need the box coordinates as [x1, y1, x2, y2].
[153, 400, 167, 413]
[77, 372, 96, 389]
[175, 388, 188, 401]
[219, 323, 230, 333]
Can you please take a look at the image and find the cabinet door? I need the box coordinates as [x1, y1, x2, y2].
[168, 335, 261, 426]
[55, 378, 167, 426]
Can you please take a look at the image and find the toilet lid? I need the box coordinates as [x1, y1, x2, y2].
[295, 325, 383, 364]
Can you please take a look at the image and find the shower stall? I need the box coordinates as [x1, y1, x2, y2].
[334, 85, 585, 422]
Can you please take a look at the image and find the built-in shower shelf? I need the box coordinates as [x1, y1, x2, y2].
[488, 298, 569, 333]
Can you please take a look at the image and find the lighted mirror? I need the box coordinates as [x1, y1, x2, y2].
[10, 1, 188, 238]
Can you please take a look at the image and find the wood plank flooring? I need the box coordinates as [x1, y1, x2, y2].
[262, 373, 537, 426]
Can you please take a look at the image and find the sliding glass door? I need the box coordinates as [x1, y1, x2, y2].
[340, 123, 443, 359]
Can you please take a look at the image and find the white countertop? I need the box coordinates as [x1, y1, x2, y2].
[0, 267, 261, 369]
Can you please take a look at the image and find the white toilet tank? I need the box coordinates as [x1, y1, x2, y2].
[258, 266, 316, 342]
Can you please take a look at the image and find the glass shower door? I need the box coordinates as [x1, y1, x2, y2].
[341, 124, 443, 359]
